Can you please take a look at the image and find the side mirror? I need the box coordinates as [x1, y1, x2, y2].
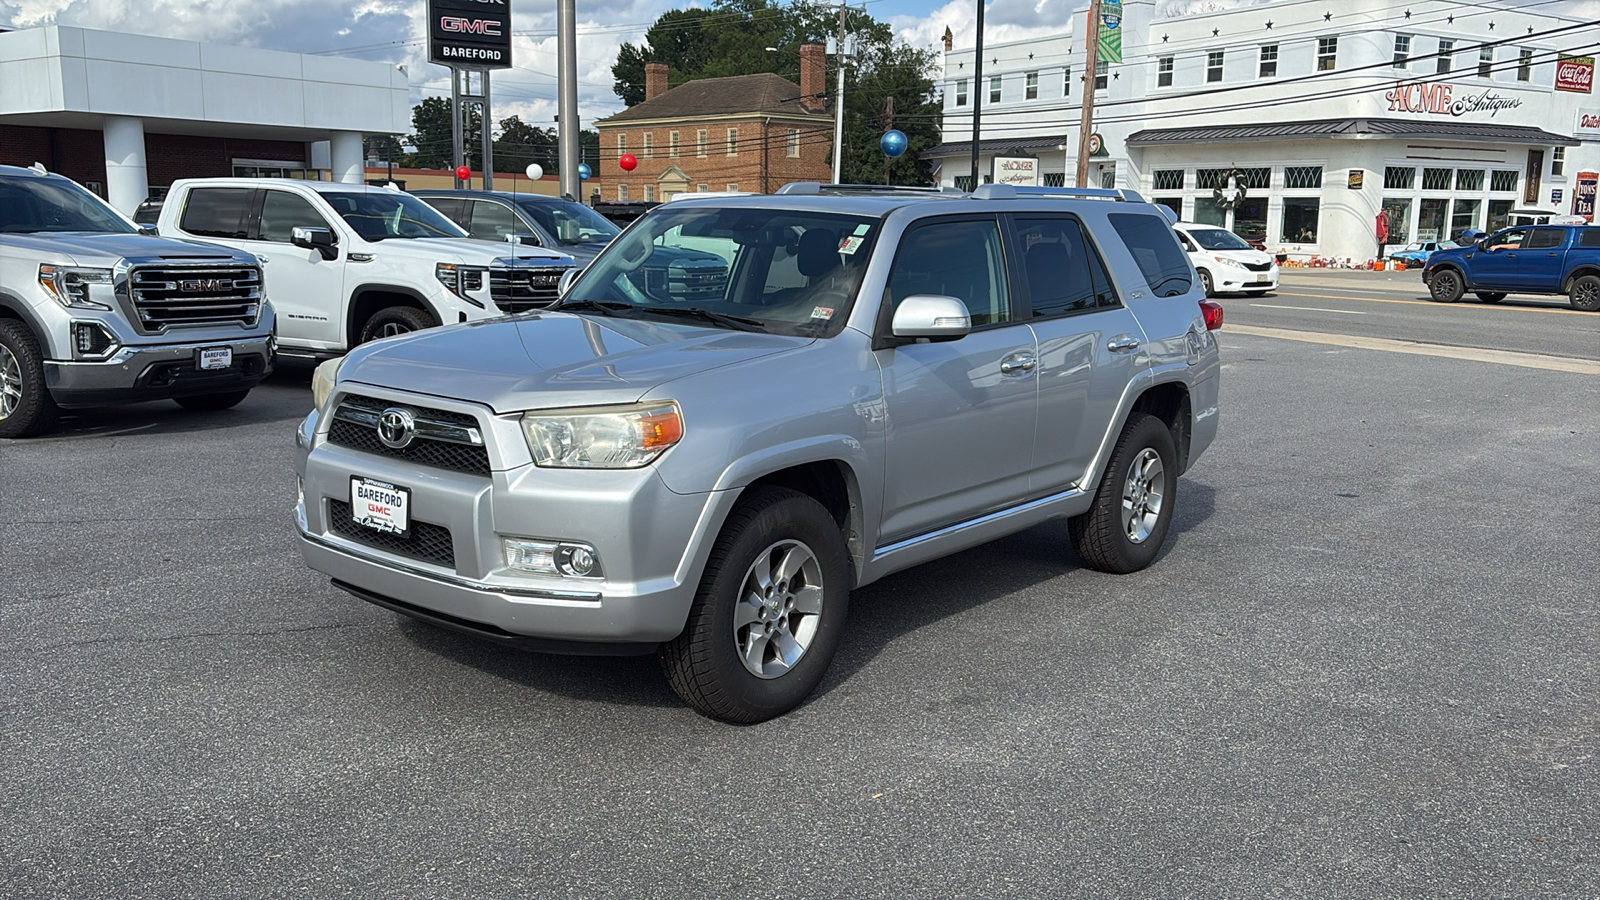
[891, 295, 972, 341]
[515, 233, 543, 247]
[558, 267, 581, 298]
[138, 225, 159, 237]
[292, 226, 338, 261]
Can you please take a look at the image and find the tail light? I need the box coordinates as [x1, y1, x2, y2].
[1199, 300, 1224, 331]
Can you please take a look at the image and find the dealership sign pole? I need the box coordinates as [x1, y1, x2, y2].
[429, 0, 513, 189]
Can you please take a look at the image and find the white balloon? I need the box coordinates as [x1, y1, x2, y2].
[525, 163, 544, 181]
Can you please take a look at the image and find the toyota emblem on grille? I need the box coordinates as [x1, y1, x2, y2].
[179, 278, 231, 292]
[377, 407, 417, 449]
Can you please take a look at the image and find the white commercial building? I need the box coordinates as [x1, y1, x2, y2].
[929, 0, 1598, 263]
[0, 26, 411, 212]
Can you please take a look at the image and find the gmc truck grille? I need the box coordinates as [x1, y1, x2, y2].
[327, 394, 491, 476]
[643, 264, 727, 301]
[327, 499, 456, 569]
[490, 267, 567, 314]
[126, 265, 262, 332]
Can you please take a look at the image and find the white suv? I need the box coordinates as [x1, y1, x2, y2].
[1172, 222, 1278, 297]
[157, 179, 577, 356]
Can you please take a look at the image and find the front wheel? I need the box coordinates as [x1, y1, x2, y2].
[174, 390, 250, 411]
[1428, 269, 1465, 303]
[1570, 275, 1600, 313]
[358, 306, 437, 344]
[1070, 412, 1179, 574]
[0, 319, 60, 439]
[1475, 292, 1506, 304]
[1198, 269, 1215, 297]
[660, 487, 850, 724]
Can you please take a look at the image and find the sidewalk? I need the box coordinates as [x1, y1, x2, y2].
[1277, 266, 1426, 292]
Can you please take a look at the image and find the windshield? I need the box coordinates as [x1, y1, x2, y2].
[0, 175, 137, 234]
[560, 206, 879, 338]
[1188, 228, 1253, 251]
[517, 199, 620, 245]
[320, 191, 467, 241]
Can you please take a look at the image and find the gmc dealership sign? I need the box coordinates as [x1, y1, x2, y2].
[1556, 55, 1594, 93]
[429, 0, 512, 68]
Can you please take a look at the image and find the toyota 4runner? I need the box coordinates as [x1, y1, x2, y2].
[294, 184, 1222, 722]
[0, 165, 275, 438]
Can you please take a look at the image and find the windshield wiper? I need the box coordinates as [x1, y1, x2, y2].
[639, 307, 767, 332]
[550, 298, 638, 318]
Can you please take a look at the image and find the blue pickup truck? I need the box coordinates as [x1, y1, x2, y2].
[1422, 223, 1600, 311]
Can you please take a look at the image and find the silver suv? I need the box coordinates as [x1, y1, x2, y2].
[294, 184, 1222, 722]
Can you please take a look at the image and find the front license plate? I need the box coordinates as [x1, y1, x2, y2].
[350, 477, 410, 537]
[1253, 275, 1270, 284]
[197, 346, 233, 370]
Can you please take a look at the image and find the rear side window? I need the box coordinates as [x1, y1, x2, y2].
[1524, 228, 1564, 250]
[421, 197, 467, 226]
[1579, 228, 1600, 248]
[1109, 213, 1192, 297]
[179, 188, 253, 239]
[1013, 215, 1117, 316]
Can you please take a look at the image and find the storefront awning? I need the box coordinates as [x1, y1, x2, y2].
[1125, 117, 1579, 147]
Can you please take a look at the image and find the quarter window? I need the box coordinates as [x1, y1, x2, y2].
[1107, 213, 1191, 298]
[887, 219, 1011, 327]
[1207, 50, 1224, 83]
[1259, 44, 1278, 78]
[257, 190, 328, 243]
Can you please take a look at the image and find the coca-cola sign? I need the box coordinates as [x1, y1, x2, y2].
[1384, 82, 1523, 118]
[1556, 55, 1594, 93]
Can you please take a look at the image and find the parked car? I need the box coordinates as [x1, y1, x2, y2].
[293, 182, 1223, 722]
[590, 200, 659, 227]
[1422, 223, 1600, 310]
[1387, 239, 1457, 265]
[1171, 222, 1278, 296]
[411, 189, 621, 267]
[157, 179, 577, 358]
[0, 164, 274, 438]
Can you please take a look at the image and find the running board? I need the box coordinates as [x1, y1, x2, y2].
[863, 487, 1090, 584]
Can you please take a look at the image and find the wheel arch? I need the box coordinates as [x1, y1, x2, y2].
[0, 292, 56, 357]
[1129, 380, 1193, 475]
[346, 284, 440, 347]
[1562, 266, 1600, 293]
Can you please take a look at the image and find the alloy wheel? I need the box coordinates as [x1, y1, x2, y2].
[733, 539, 825, 678]
[0, 343, 21, 421]
[1120, 448, 1166, 543]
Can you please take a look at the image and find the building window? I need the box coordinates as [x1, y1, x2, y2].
[1095, 60, 1107, 91]
[1043, 172, 1066, 187]
[1478, 45, 1494, 78]
[1195, 169, 1227, 190]
[1437, 40, 1454, 74]
[642, 133, 653, 159]
[1156, 198, 1183, 220]
[1382, 199, 1412, 244]
[1421, 168, 1453, 191]
[1025, 71, 1038, 100]
[643, 185, 654, 202]
[1100, 162, 1116, 189]
[1284, 166, 1323, 190]
[726, 183, 739, 192]
[1157, 56, 1173, 87]
[669, 131, 680, 158]
[1317, 37, 1337, 71]
[954, 175, 975, 192]
[727, 128, 738, 157]
[1552, 147, 1566, 177]
[617, 134, 627, 154]
[1259, 44, 1278, 78]
[955, 78, 968, 106]
[618, 184, 628, 201]
[1490, 170, 1519, 192]
[1450, 198, 1481, 236]
[1455, 169, 1484, 191]
[697, 184, 707, 192]
[1487, 200, 1515, 230]
[1281, 198, 1321, 243]
[1063, 67, 1071, 97]
[697, 129, 707, 157]
[990, 75, 1002, 103]
[1207, 50, 1224, 83]
[1393, 35, 1411, 69]
[1517, 48, 1533, 81]
[1384, 166, 1416, 190]
[787, 129, 800, 158]
[1153, 169, 1184, 191]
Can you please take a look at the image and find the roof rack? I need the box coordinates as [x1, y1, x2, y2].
[995, 185, 1148, 203]
[776, 182, 952, 196]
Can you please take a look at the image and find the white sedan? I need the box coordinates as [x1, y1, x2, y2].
[1172, 222, 1279, 297]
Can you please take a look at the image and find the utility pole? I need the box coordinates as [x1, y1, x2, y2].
[970, 0, 985, 188]
[481, 71, 494, 191]
[882, 95, 894, 185]
[557, 0, 580, 200]
[832, 2, 848, 184]
[1075, 0, 1102, 189]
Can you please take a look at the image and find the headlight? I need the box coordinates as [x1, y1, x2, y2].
[1212, 257, 1247, 270]
[435, 263, 487, 307]
[38, 265, 114, 310]
[310, 356, 346, 413]
[520, 401, 683, 468]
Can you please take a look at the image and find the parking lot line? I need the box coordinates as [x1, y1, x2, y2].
[1276, 290, 1593, 316]
[1250, 303, 1366, 315]
[1225, 324, 1600, 375]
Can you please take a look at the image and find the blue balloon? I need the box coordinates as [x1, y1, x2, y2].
[577, 163, 592, 180]
[880, 129, 908, 158]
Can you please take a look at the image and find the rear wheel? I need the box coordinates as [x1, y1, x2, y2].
[1428, 269, 1465, 303]
[0, 319, 60, 439]
[1570, 275, 1600, 312]
[1070, 413, 1178, 574]
[358, 306, 436, 344]
[1475, 292, 1506, 304]
[174, 390, 250, 411]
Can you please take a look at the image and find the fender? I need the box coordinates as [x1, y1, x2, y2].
[345, 283, 446, 345]
[1077, 364, 1195, 494]
[1563, 265, 1600, 293]
[0, 290, 63, 359]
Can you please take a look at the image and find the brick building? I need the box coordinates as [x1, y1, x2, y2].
[594, 44, 834, 200]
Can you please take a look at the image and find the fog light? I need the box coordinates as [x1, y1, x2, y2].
[558, 545, 598, 577]
[72, 322, 118, 359]
[502, 538, 601, 577]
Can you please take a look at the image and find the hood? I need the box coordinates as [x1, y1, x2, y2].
[0, 231, 251, 266]
[341, 312, 810, 413]
[381, 237, 572, 265]
[1204, 246, 1273, 265]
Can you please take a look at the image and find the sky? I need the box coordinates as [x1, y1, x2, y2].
[1, 0, 1594, 140]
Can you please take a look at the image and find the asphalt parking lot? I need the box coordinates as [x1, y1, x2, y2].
[3, 274, 1597, 898]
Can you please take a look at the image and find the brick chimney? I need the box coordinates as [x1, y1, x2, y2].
[645, 62, 669, 101]
[799, 43, 826, 114]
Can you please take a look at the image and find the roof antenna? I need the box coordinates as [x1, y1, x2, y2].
[28, 162, 49, 176]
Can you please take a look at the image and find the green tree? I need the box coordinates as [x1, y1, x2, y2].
[492, 115, 557, 174]
[405, 96, 480, 170]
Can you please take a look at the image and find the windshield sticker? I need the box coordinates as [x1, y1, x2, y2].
[810, 307, 834, 320]
[838, 235, 865, 255]
[852, 223, 871, 236]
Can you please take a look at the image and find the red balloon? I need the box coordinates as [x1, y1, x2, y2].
[618, 153, 638, 172]
[455, 165, 471, 180]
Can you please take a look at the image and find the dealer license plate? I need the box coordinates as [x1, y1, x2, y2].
[350, 477, 410, 537]
[1253, 275, 1270, 284]
[197, 347, 233, 370]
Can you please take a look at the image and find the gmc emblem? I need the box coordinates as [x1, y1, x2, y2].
[179, 279, 231, 292]
[440, 16, 501, 35]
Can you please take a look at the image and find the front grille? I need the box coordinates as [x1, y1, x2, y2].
[490, 267, 567, 313]
[126, 265, 262, 332]
[1244, 261, 1274, 272]
[642, 264, 727, 302]
[327, 499, 456, 569]
[326, 394, 491, 476]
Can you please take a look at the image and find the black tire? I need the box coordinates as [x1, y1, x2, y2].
[1475, 292, 1506, 304]
[660, 487, 851, 724]
[174, 390, 250, 411]
[1428, 268, 1465, 303]
[1198, 269, 1215, 297]
[1245, 288, 1273, 297]
[1570, 274, 1600, 313]
[0, 319, 61, 439]
[1070, 412, 1179, 575]
[358, 306, 436, 344]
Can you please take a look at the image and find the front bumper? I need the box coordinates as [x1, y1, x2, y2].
[44, 332, 275, 408]
[1215, 268, 1278, 292]
[293, 397, 732, 648]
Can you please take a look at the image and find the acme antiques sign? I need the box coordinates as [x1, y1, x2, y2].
[1384, 82, 1522, 118]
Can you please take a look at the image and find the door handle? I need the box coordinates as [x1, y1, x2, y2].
[1107, 336, 1141, 353]
[1000, 354, 1037, 374]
